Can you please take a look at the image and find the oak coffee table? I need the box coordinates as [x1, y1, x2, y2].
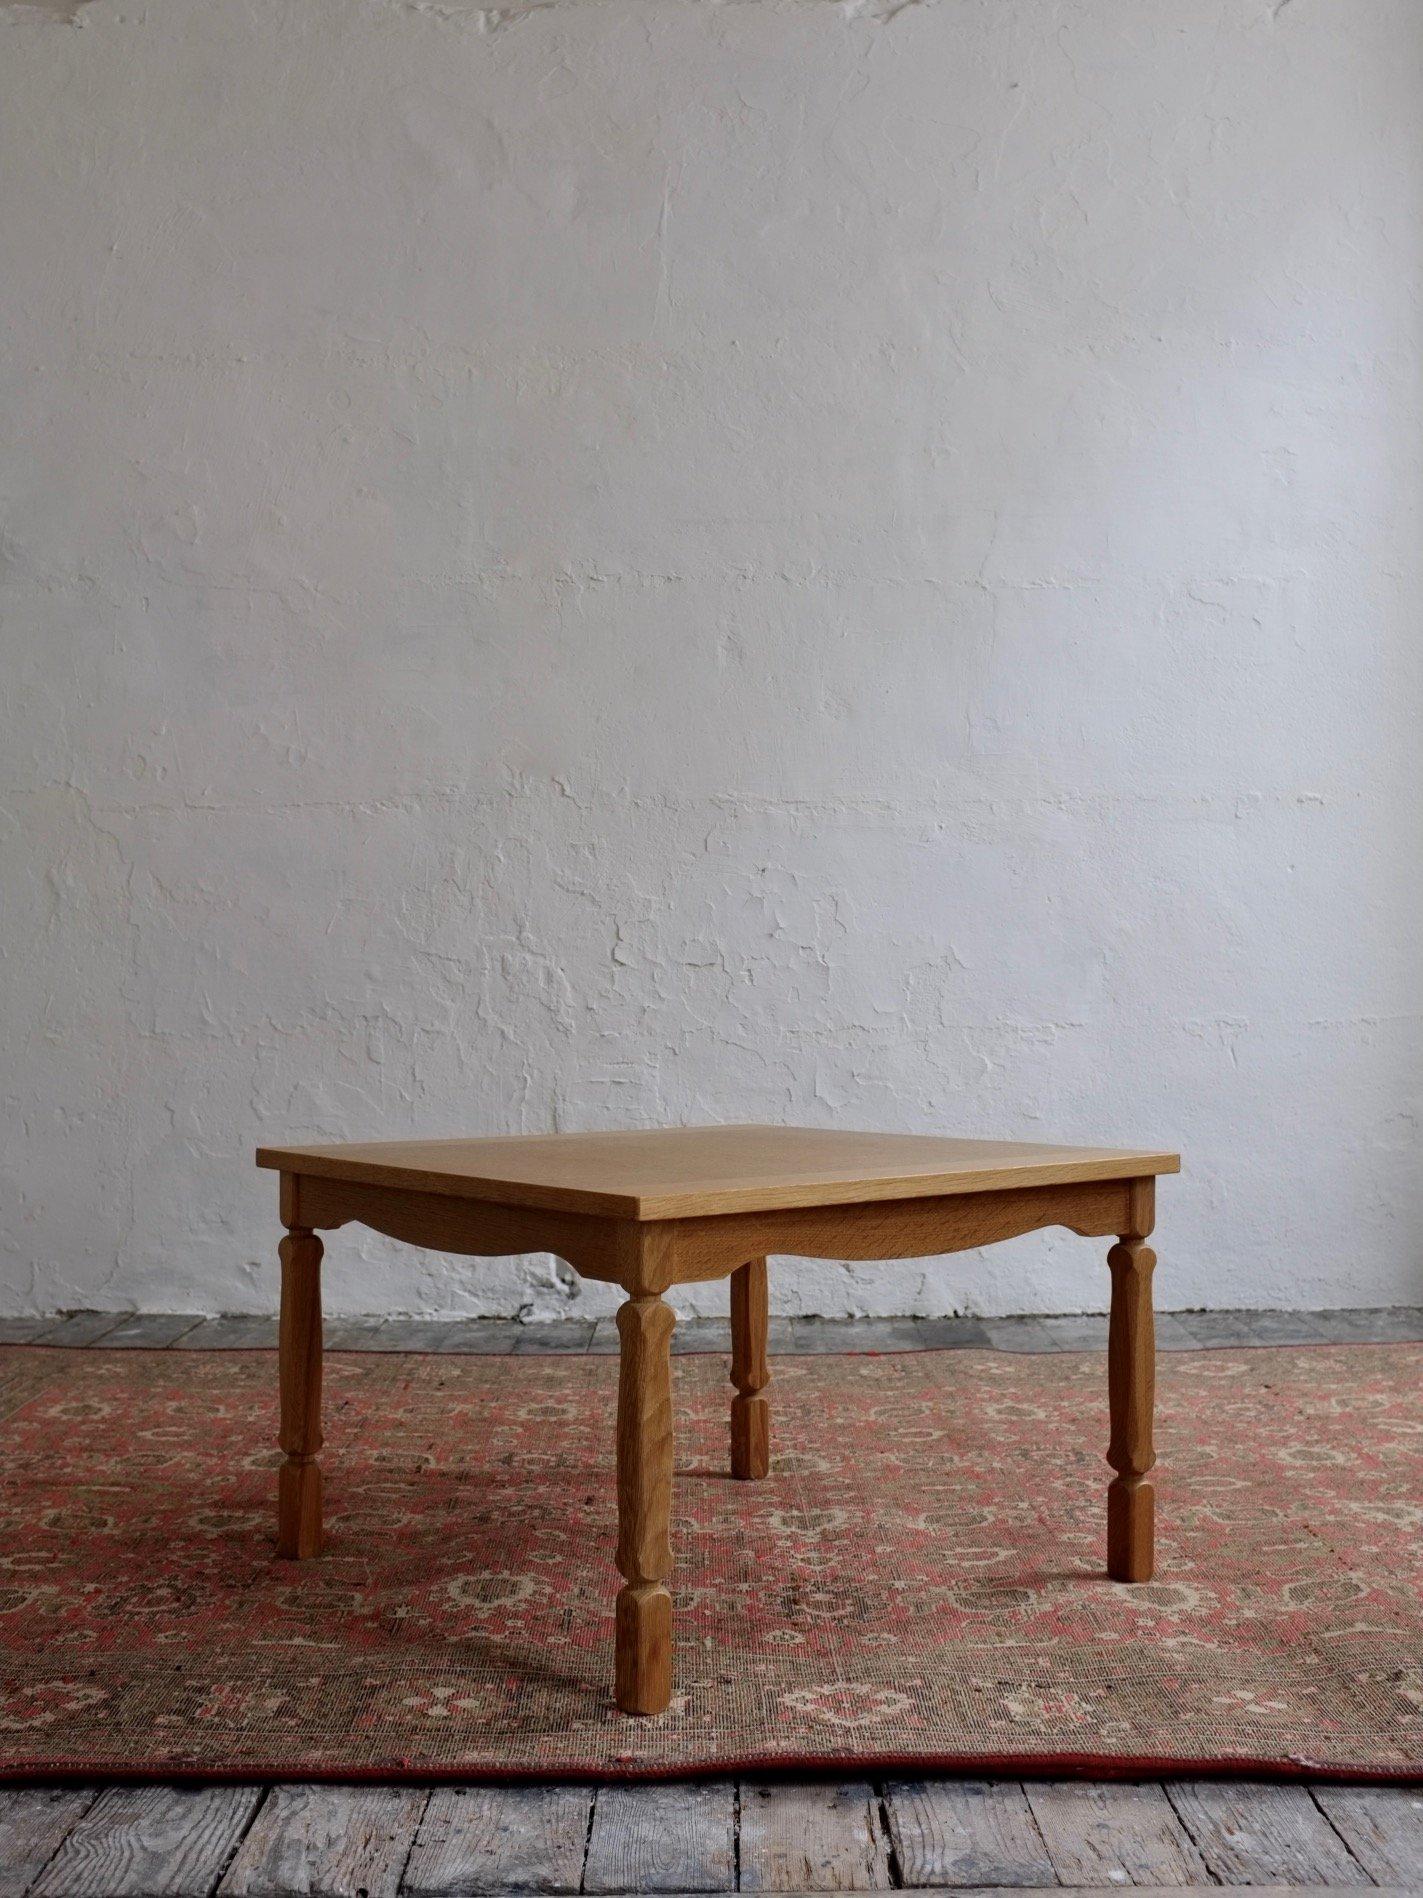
[256, 1125, 1179, 1715]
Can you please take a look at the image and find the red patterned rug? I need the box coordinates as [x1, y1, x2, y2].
[0, 1341, 1420, 1783]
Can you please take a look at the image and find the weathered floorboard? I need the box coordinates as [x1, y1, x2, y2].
[1312, 1784, 1423, 1887]
[0, 1787, 98, 1898]
[1023, 1779, 1209, 1888]
[583, 1782, 736, 1893]
[738, 1781, 891, 1891]
[421, 1889, 1417, 1898]
[401, 1784, 593, 1895]
[219, 1784, 427, 1897]
[884, 1778, 1056, 1888]
[1166, 1778, 1370, 1886]
[30, 1784, 262, 1897]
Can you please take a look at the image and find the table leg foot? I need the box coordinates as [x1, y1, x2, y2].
[615, 1292, 675, 1714]
[731, 1394, 770, 1481]
[277, 1227, 324, 1560]
[1106, 1233, 1156, 1583]
[730, 1257, 771, 1480]
[1107, 1473, 1154, 1582]
[278, 1458, 323, 1560]
[615, 1582, 673, 1715]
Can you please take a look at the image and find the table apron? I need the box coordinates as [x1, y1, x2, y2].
[283, 1172, 1151, 1294]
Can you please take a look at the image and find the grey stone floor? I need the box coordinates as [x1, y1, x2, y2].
[10, 1303, 1423, 1355]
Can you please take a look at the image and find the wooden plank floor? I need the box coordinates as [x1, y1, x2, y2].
[2, 1306, 1420, 1896]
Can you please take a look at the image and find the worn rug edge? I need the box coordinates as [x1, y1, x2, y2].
[2, 1751, 1421, 1788]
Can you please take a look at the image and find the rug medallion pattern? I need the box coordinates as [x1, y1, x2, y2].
[0, 1342, 1419, 1779]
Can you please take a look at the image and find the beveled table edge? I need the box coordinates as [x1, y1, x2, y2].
[255, 1138, 1181, 1222]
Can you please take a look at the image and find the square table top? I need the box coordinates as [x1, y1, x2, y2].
[257, 1124, 1179, 1222]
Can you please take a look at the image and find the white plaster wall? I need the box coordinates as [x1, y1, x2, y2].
[2, 0, 1420, 1321]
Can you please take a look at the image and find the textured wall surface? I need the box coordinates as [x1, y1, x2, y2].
[2, 0, 1420, 1321]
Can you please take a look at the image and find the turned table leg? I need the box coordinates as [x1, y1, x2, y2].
[1106, 1230, 1156, 1582]
[277, 1226, 324, 1559]
[614, 1292, 675, 1714]
[730, 1257, 771, 1479]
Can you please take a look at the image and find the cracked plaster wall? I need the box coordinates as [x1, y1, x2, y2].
[2, 0, 1420, 1320]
